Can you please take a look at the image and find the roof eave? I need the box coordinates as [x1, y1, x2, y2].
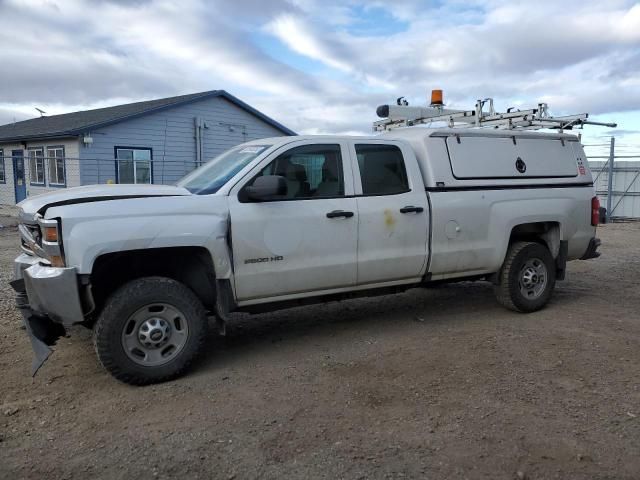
[0, 132, 80, 144]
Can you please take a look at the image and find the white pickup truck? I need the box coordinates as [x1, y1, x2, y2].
[12, 127, 601, 384]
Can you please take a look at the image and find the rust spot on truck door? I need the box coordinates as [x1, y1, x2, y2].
[384, 209, 396, 230]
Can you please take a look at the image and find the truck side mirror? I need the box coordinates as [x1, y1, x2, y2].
[245, 175, 288, 202]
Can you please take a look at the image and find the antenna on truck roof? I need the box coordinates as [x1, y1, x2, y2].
[373, 90, 617, 133]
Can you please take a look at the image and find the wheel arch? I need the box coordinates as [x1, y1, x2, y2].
[509, 221, 562, 258]
[89, 246, 217, 321]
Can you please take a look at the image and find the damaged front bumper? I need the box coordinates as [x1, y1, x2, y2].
[11, 253, 85, 375]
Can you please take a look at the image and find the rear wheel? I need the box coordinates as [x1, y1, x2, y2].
[93, 276, 208, 385]
[494, 241, 556, 312]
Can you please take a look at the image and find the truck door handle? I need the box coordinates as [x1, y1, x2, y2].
[400, 206, 424, 214]
[326, 210, 354, 219]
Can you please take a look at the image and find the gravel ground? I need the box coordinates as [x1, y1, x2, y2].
[0, 223, 639, 479]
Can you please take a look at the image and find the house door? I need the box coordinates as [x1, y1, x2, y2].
[12, 150, 26, 203]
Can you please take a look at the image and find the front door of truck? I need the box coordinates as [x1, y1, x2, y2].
[228, 141, 358, 301]
[349, 141, 430, 285]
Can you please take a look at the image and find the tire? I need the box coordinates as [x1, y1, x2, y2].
[494, 241, 556, 313]
[93, 276, 208, 385]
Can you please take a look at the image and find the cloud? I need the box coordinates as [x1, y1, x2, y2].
[0, 0, 639, 141]
[605, 129, 640, 136]
[0, 108, 32, 126]
[267, 14, 353, 73]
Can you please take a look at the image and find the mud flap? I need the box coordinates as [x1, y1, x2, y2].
[580, 238, 601, 260]
[556, 240, 568, 281]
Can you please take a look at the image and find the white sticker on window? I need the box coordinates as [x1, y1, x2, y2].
[240, 146, 265, 154]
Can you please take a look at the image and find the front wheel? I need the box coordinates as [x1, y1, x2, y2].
[494, 241, 556, 313]
[93, 276, 208, 385]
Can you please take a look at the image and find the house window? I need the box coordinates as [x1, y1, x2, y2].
[28, 148, 45, 185]
[116, 148, 152, 184]
[47, 147, 66, 186]
[0, 149, 5, 183]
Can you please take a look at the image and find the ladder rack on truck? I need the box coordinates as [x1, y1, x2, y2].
[373, 90, 617, 132]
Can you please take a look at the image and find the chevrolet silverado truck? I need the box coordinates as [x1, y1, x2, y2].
[12, 127, 602, 384]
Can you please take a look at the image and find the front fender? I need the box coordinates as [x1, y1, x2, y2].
[46, 195, 233, 278]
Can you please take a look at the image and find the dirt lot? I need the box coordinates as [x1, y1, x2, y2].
[0, 223, 639, 480]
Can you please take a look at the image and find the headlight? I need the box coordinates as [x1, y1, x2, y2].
[37, 217, 66, 267]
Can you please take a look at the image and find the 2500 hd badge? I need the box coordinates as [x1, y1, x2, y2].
[244, 255, 284, 264]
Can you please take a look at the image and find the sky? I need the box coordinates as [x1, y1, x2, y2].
[1, 0, 640, 155]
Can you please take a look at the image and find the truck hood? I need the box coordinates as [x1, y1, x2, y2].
[18, 184, 191, 218]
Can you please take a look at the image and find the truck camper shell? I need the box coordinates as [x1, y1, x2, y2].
[383, 128, 592, 190]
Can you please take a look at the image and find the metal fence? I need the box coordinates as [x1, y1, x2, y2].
[584, 138, 640, 221]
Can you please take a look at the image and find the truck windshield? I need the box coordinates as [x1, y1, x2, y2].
[177, 144, 271, 194]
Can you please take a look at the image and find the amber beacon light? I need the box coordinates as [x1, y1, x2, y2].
[430, 89, 444, 106]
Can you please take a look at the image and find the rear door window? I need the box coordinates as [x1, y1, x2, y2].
[355, 144, 409, 195]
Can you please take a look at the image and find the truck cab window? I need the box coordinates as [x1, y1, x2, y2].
[356, 144, 409, 195]
[252, 144, 344, 200]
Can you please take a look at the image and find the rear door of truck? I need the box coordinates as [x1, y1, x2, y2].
[348, 140, 430, 284]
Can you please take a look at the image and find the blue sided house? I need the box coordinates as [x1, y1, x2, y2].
[0, 90, 295, 205]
